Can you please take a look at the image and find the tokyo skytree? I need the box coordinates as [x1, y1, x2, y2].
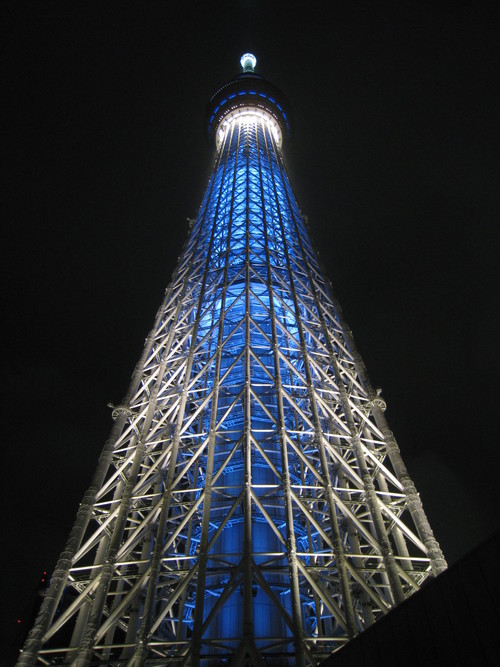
[19, 53, 446, 666]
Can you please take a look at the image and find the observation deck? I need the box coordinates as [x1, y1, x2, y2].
[206, 53, 290, 148]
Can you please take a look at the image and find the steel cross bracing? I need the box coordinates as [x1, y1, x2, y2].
[20, 108, 446, 666]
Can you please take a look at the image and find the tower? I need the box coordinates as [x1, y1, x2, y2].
[19, 54, 446, 666]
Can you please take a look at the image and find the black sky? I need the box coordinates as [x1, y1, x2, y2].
[3, 1, 499, 661]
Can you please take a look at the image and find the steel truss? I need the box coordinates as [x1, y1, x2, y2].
[20, 87, 446, 667]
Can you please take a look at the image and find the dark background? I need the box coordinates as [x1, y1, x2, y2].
[3, 1, 499, 662]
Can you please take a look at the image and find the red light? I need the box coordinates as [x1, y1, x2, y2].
[18, 619, 21, 624]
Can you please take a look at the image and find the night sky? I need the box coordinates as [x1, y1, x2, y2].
[3, 1, 499, 661]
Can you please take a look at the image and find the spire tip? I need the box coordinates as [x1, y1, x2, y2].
[240, 53, 257, 73]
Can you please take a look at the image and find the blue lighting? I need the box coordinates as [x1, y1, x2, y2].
[182, 113, 317, 649]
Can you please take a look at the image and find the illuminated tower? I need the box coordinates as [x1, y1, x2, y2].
[19, 54, 446, 666]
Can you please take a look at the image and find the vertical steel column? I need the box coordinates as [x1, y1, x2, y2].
[242, 120, 255, 655]
[189, 120, 241, 667]
[263, 127, 358, 636]
[275, 152, 406, 607]
[257, 122, 306, 667]
[129, 122, 235, 667]
[345, 342, 447, 576]
[18, 275, 185, 666]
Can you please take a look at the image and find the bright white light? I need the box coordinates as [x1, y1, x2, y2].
[216, 107, 282, 149]
[240, 53, 257, 73]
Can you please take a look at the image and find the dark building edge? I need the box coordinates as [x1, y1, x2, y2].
[319, 527, 500, 666]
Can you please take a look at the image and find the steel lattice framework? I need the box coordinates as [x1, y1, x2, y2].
[19, 55, 446, 667]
